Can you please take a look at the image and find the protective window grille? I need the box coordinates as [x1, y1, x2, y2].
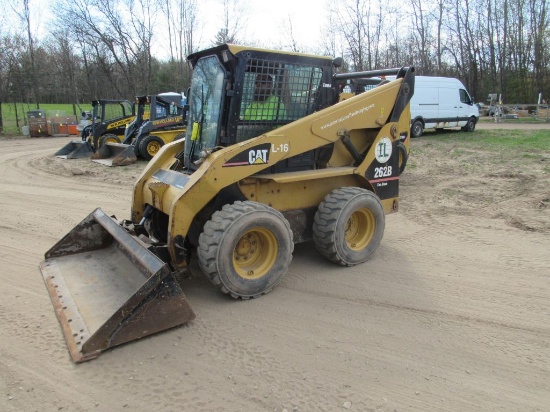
[236, 58, 323, 142]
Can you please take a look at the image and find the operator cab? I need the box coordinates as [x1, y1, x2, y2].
[184, 44, 340, 173]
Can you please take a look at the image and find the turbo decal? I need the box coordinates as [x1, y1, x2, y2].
[223, 143, 271, 167]
[106, 117, 134, 129]
[152, 116, 183, 126]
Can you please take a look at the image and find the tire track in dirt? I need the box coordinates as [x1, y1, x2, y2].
[1, 136, 549, 411]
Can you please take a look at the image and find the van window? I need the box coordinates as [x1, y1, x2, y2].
[459, 89, 472, 105]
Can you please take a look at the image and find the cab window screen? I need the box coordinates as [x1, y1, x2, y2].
[236, 59, 322, 142]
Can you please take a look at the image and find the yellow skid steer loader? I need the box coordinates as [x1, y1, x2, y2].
[40, 44, 414, 362]
[55, 99, 135, 159]
[92, 93, 186, 166]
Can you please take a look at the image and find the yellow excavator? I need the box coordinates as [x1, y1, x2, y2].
[40, 44, 414, 362]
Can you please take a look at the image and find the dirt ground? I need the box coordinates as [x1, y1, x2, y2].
[1, 122, 549, 411]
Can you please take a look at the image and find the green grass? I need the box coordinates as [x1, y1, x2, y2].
[478, 116, 547, 124]
[1, 102, 93, 135]
[422, 129, 550, 152]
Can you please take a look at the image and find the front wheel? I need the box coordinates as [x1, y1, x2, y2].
[397, 142, 408, 174]
[461, 117, 477, 132]
[98, 133, 121, 148]
[138, 135, 164, 160]
[313, 187, 385, 266]
[411, 120, 424, 138]
[198, 201, 294, 299]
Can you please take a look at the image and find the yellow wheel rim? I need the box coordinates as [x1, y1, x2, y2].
[105, 137, 118, 144]
[345, 209, 375, 251]
[233, 228, 278, 280]
[148, 141, 161, 156]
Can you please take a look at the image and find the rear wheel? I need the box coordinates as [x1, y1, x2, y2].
[98, 133, 121, 148]
[397, 142, 408, 174]
[313, 187, 385, 266]
[138, 135, 164, 160]
[198, 201, 294, 299]
[461, 117, 477, 132]
[411, 119, 424, 138]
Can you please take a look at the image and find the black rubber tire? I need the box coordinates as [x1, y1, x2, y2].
[138, 135, 164, 160]
[198, 201, 294, 299]
[411, 119, 424, 138]
[98, 133, 121, 148]
[461, 117, 477, 132]
[173, 133, 186, 142]
[313, 187, 385, 266]
[397, 142, 408, 175]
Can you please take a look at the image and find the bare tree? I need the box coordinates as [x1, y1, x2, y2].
[58, 0, 157, 97]
[330, 0, 386, 71]
[530, 0, 550, 97]
[0, 0, 548, 110]
[160, 0, 199, 90]
[161, 0, 199, 60]
[333, 0, 367, 70]
[280, 14, 301, 53]
[213, 0, 249, 46]
[11, 0, 40, 107]
[411, 0, 433, 72]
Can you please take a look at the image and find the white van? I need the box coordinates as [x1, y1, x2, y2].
[410, 76, 479, 137]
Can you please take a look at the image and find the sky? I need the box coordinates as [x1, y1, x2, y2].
[3, 0, 329, 59]
[235, 0, 328, 48]
[174, 0, 330, 56]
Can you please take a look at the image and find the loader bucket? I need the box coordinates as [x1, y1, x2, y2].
[39, 208, 195, 363]
[91, 143, 137, 166]
[54, 141, 93, 159]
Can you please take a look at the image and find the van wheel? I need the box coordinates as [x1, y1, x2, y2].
[98, 134, 121, 148]
[461, 117, 477, 132]
[411, 120, 424, 138]
[313, 187, 385, 266]
[397, 142, 408, 174]
[198, 201, 294, 299]
[138, 135, 164, 160]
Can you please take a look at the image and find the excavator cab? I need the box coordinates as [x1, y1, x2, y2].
[41, 44, 414, 362]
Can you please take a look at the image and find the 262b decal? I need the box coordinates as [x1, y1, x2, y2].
[374, 165, 393, 178]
